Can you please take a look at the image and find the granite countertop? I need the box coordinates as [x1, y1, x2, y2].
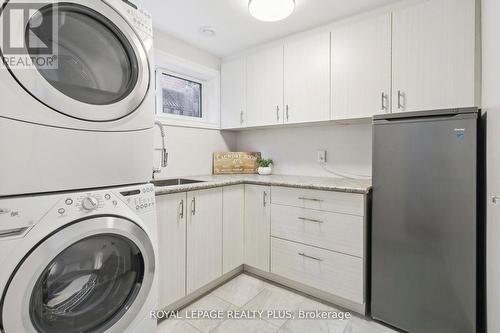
[153, 174, 372, 195]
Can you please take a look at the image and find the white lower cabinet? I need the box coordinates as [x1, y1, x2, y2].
[244, 184, 271, 272]
[271, 204, 364, 257]
[157, 184, 367, 312]
[186, 188, 223, 294]
[271, 237, 364, 304]
[270, 186, 367, 308]
[222, 185, 245, 273]
[157, 192, 187, 309]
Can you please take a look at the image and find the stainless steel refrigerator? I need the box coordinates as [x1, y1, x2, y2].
[371, 108, 482, 333]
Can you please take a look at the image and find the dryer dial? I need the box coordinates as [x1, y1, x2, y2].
[81, 196, 99, 211]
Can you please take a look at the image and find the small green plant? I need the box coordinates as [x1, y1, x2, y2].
[257, 158, 273, 167]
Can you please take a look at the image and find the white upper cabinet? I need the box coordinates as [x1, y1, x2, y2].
[284, 32, 331, 124]
[392, 0, 478, 112]
[332, 13, 392, 119]
[246, 46, 284, 127]
[221, 58, 246, 129]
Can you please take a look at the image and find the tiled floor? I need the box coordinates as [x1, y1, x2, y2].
[157, 273, 397, 333]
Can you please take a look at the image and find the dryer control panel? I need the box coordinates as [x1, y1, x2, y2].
[124, 4, 153, 36]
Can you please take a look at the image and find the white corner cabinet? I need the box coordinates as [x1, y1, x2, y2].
[221, 58, 246, 128]
[244, 184, 271, 272]
[156, 183, 369, 314]
[222, 185, 245, 273]
[220, 0, 479, 129]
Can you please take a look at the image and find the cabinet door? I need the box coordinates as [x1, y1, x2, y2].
[392, 0, 477, 112]
[222, 185, 245, 273]
[246, 46, 284, 126]
[186, 188, 223, 294]
[284, 32, 331, 124]
[221, 58, 246, 129]
[244, 185, 271, 271]
[156, 192, 187, 308]
[332, 13, 391, 119]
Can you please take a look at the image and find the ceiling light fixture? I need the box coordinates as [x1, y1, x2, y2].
[248, 0, 295, 22]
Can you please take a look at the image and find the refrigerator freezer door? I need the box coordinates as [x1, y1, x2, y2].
[371, 111, 477, 333]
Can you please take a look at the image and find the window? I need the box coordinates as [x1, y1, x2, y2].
[160, 74, 202, 118]
[155, 51, 220, 129]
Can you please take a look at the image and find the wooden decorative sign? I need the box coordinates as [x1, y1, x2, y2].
[213, 152, 261, 174]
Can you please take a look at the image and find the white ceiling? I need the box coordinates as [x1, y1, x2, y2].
[139, 0, 398, 58]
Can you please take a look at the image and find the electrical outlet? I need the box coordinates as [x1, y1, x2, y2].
[317, 150, 327, 164]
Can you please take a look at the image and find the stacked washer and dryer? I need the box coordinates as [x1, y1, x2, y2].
[0, 0, 159, 332]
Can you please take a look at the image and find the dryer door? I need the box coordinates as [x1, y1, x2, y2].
[0, 216, 155, 333]
[0, 0, 150, 122]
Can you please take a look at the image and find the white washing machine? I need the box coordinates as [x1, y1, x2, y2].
[0, 0, 155, 196]
[0, 183, 158, 333]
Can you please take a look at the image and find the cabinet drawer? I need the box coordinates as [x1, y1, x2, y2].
[271, 237, 364, 304]
[271, 205, 364, 257]
[271, 187, 364, 216]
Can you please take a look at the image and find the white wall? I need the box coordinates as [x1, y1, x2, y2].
[152, 29, 238, 178]
[236, 123, 372, 178]
[482, 0, 500, 331]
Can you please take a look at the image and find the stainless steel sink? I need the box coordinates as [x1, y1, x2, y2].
[151, 178, 206, 187]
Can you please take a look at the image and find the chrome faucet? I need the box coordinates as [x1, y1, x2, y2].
[153, 121, 168, 178]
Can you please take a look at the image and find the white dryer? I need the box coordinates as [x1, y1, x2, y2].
[0, 183, 158, 333]
[0, 0, 156, 196]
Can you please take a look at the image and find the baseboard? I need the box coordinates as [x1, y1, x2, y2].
[158, 265, 243, 313]
[157, 264, 365, 317]
[243, 265, 366, 315]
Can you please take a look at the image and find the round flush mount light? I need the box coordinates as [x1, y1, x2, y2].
[199, 26, 217, 37]
[248, 0, 295, 22]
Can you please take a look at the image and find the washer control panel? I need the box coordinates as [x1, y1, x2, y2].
[0, 184, 156, 240]
[118, 184, 156, 213]
[59, 184, 156, 217]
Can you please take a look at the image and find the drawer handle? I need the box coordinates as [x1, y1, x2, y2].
[298, 197, 323, 202]
[298, 217, 323, 224]
[298, 252, 323, 262]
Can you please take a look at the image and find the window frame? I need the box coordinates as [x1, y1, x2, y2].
[157, 69, 204, 120]
[155, 51, 220, 129]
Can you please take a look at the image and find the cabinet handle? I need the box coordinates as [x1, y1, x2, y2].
[179, 199, 184, 219]
[298, 252, 323, 262]
[240, 110, 244, 124]
[397, 90, 405, 110]
[298, 197, 323, 202]
[286, 104, 289, 121]
[298, 217, 323, 224]
[492, 196, 500, 204]
[263, 191, 268, 207]
[276, 106, 280, 122]
[381, 92, 388, 111]
[191, 197, 196, 216]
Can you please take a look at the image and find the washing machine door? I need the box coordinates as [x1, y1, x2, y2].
[0, 0, 150, 122]
[0, 216, 155, 333]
